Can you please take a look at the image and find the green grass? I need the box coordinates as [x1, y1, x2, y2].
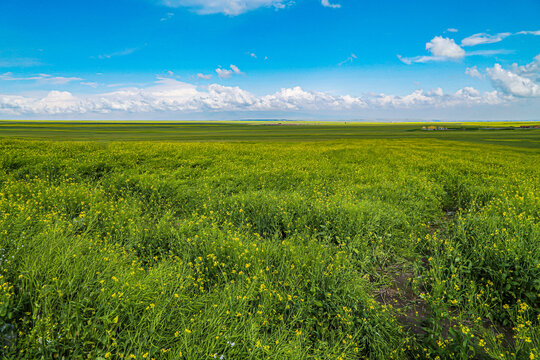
[0, 121, 539, 148]
[0, 123, 539, 359]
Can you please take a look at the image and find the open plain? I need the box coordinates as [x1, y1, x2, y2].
[0, 121, 538, 359]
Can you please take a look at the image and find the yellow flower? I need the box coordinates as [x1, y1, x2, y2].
[479, 339, 486, 347]
[185, 329, 192, 333]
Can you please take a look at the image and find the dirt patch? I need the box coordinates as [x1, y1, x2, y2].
[375, 266, 431, 337]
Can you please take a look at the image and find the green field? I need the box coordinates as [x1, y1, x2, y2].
[0, 122, 539, 359]
[1, 121, 539, 148]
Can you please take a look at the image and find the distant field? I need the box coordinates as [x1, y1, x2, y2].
[0, 123, 538, 359]
[0, 121, 539, 148]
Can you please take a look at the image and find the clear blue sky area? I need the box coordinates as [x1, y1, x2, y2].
[1, 0, 539, 120]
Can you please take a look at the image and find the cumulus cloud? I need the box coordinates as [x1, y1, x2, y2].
[368, 87, 505, 108]
[255, 86, 366, 111]
[509, 54, 540, 80]
[487, 56, 540, 97]
[446, 28, 458, 33]
[216, 64, 243, 79]
[426, 36, 465, 59]
[465, 66, 483, 79]
[399, 34, 519, 65]
[215, 68, 233, 79]
[461, 32, 511, 46]
[398, 36, 465, 64]
[0, 76, 512, 116]
[158, 0, 290, 15]
[321, 0, 341, 9]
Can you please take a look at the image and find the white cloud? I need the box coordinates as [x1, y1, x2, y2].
[216, 64, 243, 79]
[37, 91, 83, 114]
[516, 30, 540, 36]
[487, 56, 540, 98]
[0, 76, 512, 116]
[446, 28, 458, 33]
[399, 36, 465, 64]
[157, 0, 341, 15]
[0, 73, 83, 84]
[509, 54, 540, 80]
[426, 36, 465, 59]
[321, 0, 341, 9]
[466, 49, 514, 56]
[159, 0, 290, 15]
[368, 87, 506, 108]
[248, 53, 268, 60]
[215, 68, 233, 79]
[338, 54, 357, 66]
[230, 64, 243, 74]
[399, 35, 519, 65]
[81, 82, 99, 88]
[397, 55, 444, 64]
[465, 66, 483, 79]
[97, 48, 138, 59]
[461, 32, 511, 46]
[197, 73, 213, 80]
[256, 86, 366, 110]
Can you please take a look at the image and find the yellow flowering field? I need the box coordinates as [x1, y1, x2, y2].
[0, 138, 538, 359]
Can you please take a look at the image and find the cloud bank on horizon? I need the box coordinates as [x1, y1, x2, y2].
[0, 0, 539, 120]
[3, 59, 537, 116]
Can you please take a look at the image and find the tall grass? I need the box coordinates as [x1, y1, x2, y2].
[0, 139, 538, 359]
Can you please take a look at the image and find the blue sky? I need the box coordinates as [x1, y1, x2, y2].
[0, 0, 539, 120]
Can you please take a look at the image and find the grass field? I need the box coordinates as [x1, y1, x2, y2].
[1, 121, 539, 148]
[0, 122, 539, 359]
